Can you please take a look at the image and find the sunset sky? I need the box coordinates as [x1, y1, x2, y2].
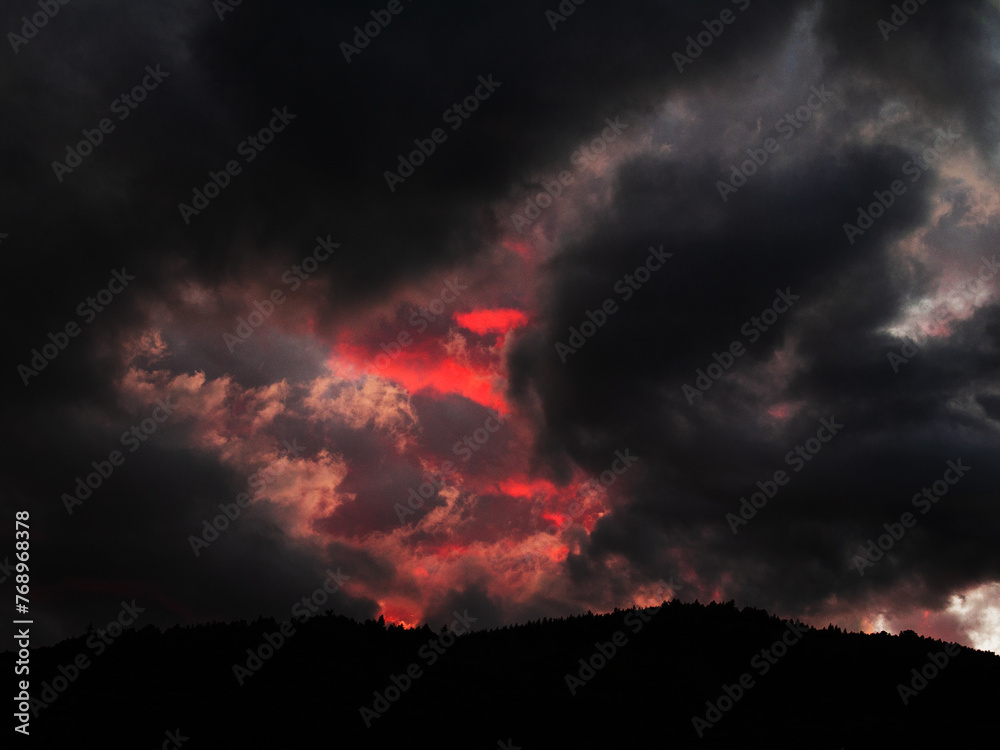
[4, 0, 1000, 654]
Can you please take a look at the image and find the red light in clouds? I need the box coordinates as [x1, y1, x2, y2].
[423, 542, 470, 559]
[548, 545, 570, 562]
[505, 477, 608, 534]
[330, 340, 509, 413]
[385, 356, 505, 413]
[498, 478, 560, 498]
[542, 511, 569, 528]
[381, 604, 421, 629]
[767, 404, 792, 420]
[503, 239, 532, 260]
[454, 308, 529, 335]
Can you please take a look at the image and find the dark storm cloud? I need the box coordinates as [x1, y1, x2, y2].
[15, 397, 377, 644]
[422, 583, 503, 632]
[1, 0, 820, 430]
[5, 0, 819, 356]
[5, 0, 1000, 643]
[509, 144, 930, 465]
[505, 1, 1000, 623]
[815, 0, 1000, 148]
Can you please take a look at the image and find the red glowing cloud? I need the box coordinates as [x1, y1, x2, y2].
[331, 340, 508, 413]
[503, 239, 533, 260]
[454, 308, 529, 335]
[329, 301, 524, 414]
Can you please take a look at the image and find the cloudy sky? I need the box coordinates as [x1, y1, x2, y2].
[5, 0, 1000, 652]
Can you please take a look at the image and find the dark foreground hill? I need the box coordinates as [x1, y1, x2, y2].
[6, 599, 998, 747]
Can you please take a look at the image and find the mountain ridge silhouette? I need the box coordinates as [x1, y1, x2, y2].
[6, 597, 997, 747]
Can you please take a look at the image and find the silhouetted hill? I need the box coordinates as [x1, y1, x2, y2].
[6, 599, 998, 747]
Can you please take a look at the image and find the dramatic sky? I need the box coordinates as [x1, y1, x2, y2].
[5, 0, 1000, 652]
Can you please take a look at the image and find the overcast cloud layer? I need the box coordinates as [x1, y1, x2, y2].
[3, 0, 1000, 651]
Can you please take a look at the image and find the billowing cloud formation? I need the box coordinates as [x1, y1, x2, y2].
[4, 0, 1000, 652]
